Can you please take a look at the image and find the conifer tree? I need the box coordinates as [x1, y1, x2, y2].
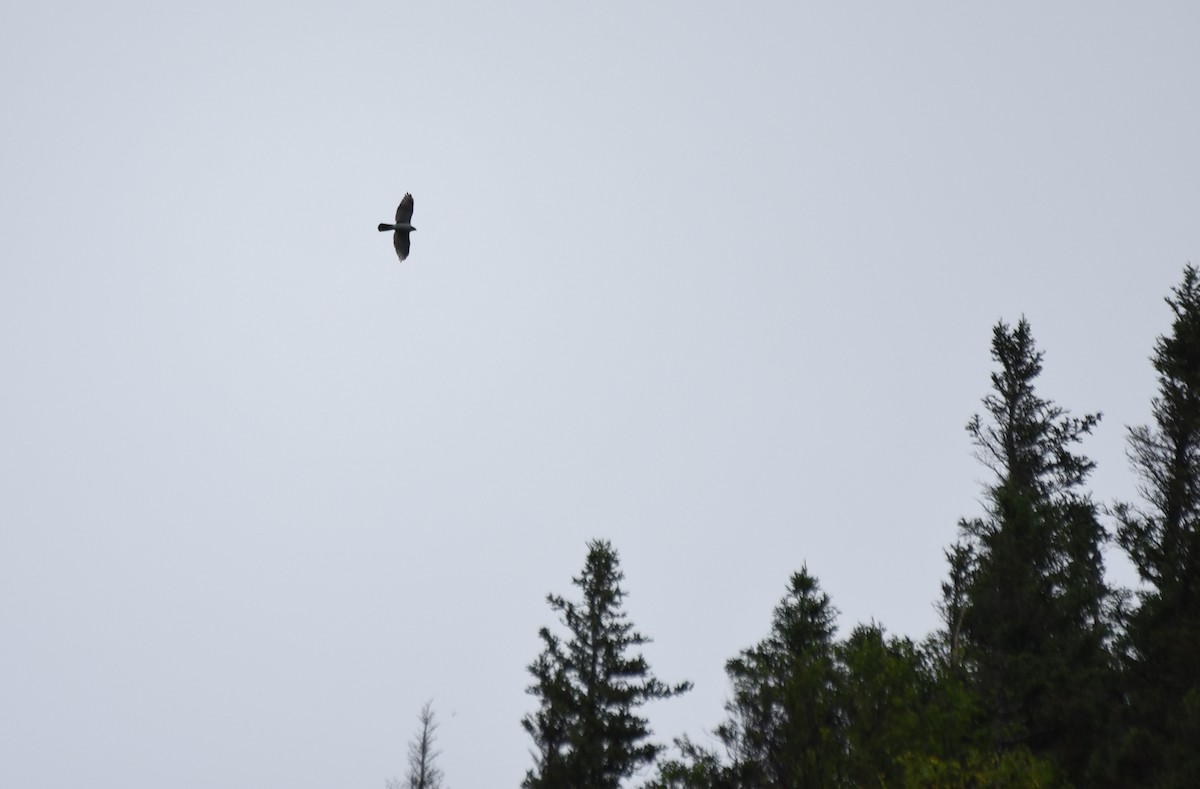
[953, 318, 1114, 782]
[836, 624, 929, 788]
[1113, 265, 1200, 785]
[521, 540, 691, 789]
[387, 700, 445, 789]
[714, 568, 844, 787]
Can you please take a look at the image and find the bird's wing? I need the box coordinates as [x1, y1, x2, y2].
[394, 230, 411, 261]
[395, 193, 414, 224]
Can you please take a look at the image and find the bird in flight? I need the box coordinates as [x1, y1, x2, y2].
[377, 193, 416, 261]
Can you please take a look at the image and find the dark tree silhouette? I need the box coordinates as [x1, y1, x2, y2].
[953, 318, 1114, 783]
[522, 540, 691, 789]
[715, 568, 844, 787]
[1113, 265, 1200, 786]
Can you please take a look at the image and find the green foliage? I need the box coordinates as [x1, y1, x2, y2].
[716, 568, 844, 787]
[1111, 265, 1200, 787]
[836, 624, 928, 788]
[521, 540, 691, 789]
[524, 270, 1200, 789]
[899, 747, 1065, 788]
[650, 581, 1025, 789]
[952, 318, 1115, 783]
[645, 737, 732, 789]
[838, 625, 1041, 788]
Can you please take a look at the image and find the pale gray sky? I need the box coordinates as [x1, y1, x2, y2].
[2, 3, 1198, 787]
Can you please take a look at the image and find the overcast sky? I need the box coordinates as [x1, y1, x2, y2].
[3, 3, 1199, 788]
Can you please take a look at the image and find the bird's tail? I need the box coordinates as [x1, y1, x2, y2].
[377, 223, 394, 232]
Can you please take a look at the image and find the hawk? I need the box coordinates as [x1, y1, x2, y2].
[377, 193, 416, 261]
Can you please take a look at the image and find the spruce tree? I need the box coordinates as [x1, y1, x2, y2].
[715, 568, 843, 787]
[953, 318, 1114, 783]
[1113, 265, 1200, 786]
[521, 540, 691, 789]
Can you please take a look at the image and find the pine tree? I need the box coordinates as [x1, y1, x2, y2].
[1113, 265, 1200, 786]
[521, 540, 691, 789]
[715, 568, 844, 787]
[953, 318, 1114, 783]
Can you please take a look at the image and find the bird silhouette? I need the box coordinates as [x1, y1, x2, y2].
[377, 193, 416, 261]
